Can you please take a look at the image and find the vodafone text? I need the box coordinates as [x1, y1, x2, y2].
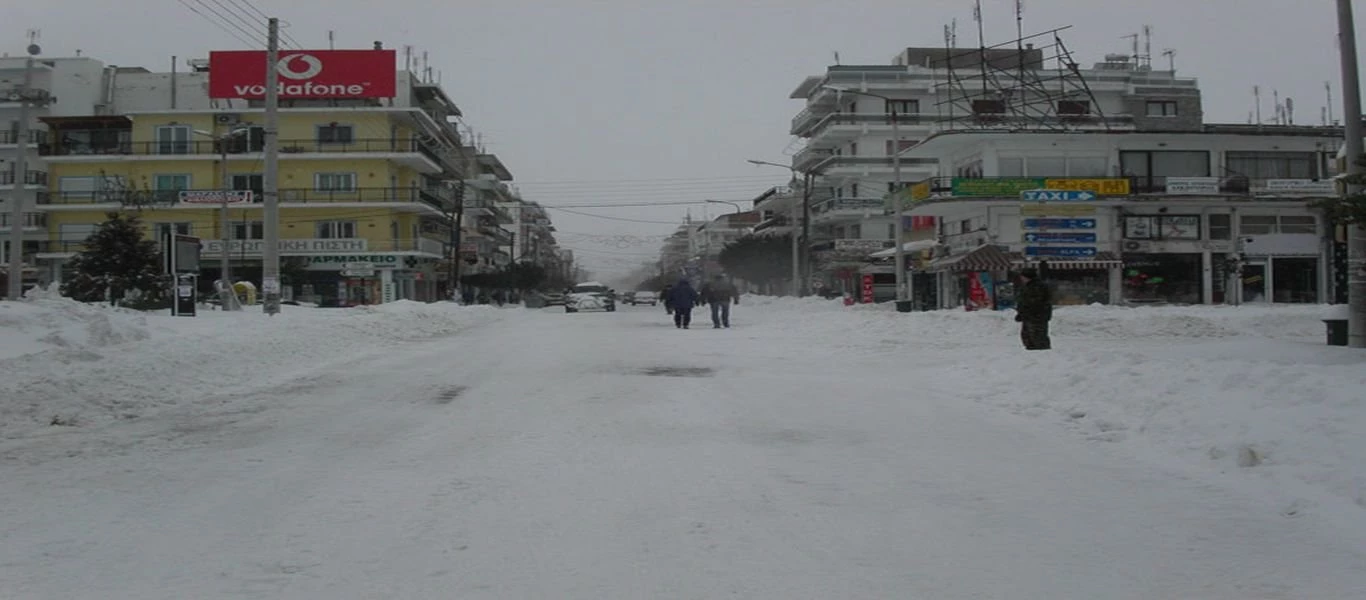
[231, 82, 368, 97]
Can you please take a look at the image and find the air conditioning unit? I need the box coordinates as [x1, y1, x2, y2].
[215, 113, 241, 125]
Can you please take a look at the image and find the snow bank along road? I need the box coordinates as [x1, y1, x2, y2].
[2, 300, 1364, 599]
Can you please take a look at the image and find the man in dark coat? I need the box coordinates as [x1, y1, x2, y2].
[1014, 267, 1053, 350]
[698, 274, 739, 328]
[667, 278, 698, 329]
[661, 284, 674, 314]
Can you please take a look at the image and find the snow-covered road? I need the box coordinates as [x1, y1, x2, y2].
[2, 302, 1364, 599]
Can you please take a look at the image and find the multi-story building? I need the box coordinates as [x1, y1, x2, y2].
[748, 185, 797, 239]
[787, 46, 1205, 286]
[0, 56, 112, 295]
[461, 153, 516, 274]
[900, 125, 1344, 308]
[511, 200, 558, 265]
[22, 47, 541, 305]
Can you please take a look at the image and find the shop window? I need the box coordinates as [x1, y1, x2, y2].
[1122, 253, 1203, 304]
[1048, 271, 1110, 305]
[1123, 215, 1201, 240]
[1208, 214, 1232, 240]
[1272, 257, 1318, 303]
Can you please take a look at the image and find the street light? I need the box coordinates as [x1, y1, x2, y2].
[705, 199, 743, 214]
[820, 85, 911, 310]
[192, 127, 248, 310]
[747, 159, 811, 297]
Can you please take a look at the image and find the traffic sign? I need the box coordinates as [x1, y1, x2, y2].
[1020, 189, 1096, 202]
[1022, 218, 1096, 230]
[1023, 232, 1097, 244]
[1025, 246, 1097, 258]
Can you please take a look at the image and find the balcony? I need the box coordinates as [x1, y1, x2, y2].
[0, 130, 47, 145]
[0, 213, 47, 229]
[39, 137, 444, 172]
[38, 186, 451, 211]
[811, 197, 887, 223]
[792, 147, 834, 172]
[0, 169, 47, 186]
[363, 237, 448, 256]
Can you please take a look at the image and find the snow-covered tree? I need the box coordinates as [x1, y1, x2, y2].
[60, 212, 171, 308]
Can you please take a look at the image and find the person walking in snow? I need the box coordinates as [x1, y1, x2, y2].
[667, 278, 698, 329]
[699, 274, 739, 328]
[1013, 267, 1053, 350]
[661, 283, 674, 315]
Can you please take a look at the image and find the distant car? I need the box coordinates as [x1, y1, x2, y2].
[564, 282, 617, 313]
[629, 291, 658, 306]
[543, 292, 565, 306]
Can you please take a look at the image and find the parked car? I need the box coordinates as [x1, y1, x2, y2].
[564, 282, 617, 313]
[543, 292, 565, 306]
[629, 290, 658, 306]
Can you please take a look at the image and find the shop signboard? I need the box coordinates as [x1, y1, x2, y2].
[1025, 246, 1097, 258]
[860, 274, 875, 304]
[1023, 232, 1097, 244]
[1020, 189, 1096, 202]
[304, 254, 403, 271]
[1022, 218, 1097, 230]
[1020, 204, 1096, 216]
[951, 178, 1044, 197]
[1043, 178, 1131, 195]
[1165, 177, 1220, 195]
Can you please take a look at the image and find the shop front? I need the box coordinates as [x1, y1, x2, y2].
[298, 253, 440, 306]
[924, 244, 1015, 311]
[1023, 252, 1123, 306]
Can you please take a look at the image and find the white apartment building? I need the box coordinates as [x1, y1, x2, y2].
[1, 56, 111, 294]
[900, 126, 1343, 309]
[787, 46, 1206, 287]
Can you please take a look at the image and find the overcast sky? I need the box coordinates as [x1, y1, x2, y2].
[6, 0, 1362, 278]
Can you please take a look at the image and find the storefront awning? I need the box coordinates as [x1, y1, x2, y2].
[1013, 251, 1123, 270]
[925, 244, 1014, 273]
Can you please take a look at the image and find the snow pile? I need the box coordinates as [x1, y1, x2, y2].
[0, 297, 504, 438]
[744, 300, 1366, 515]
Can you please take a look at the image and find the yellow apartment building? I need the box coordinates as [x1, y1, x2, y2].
[35, 102, 469, 305]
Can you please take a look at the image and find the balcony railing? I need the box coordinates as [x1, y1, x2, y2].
[39, 186, 450, 209]
[0, 170, 48, 185]
[39, 137, 439, 157]
[0, 213, 47, 228]
[911, 175, 1339, 198]
[813, 197, 887, 214]
[0, 130, 47, 145]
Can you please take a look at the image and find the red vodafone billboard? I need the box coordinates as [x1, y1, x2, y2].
[208, 49, 396, 99]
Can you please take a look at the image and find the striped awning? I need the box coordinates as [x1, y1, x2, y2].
[925, 244, 1014, 273]
[1013, 251, 1123, 270]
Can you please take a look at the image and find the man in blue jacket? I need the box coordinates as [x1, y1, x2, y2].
[667, 278, 698, 329]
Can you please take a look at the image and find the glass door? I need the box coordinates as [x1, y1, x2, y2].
[1241, 262, 1267, 303]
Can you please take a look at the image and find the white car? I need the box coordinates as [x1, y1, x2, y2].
[564, 282, 617, 313]
[629, 291, 658, 306]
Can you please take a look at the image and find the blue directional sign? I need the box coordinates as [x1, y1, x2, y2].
[1019, 189, 1097, 202]
[1023, 232, 1097, 244]
[1022, 218, 1096, 230]
[1025, 246, 1097, 258]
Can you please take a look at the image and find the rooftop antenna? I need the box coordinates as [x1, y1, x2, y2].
[972, 0, 987, 97]
[1015, 0, 1025, 47]
[950, 18, 958, 48]
[1142, 25, 1153, 70]
[833, 51, 840, 65]
[328, 30, 335, 50]
[1326, 81, 1336, 125]
[403, 45, 413, 73]
[1286, 97, 1295, 125]
[1254, 85, 1263, 127]
[1122, 32, 1139, 66]
[1162, 48, 1176, 72]
[422, 50, 430, 82]
[1273, 88, 1281, 124]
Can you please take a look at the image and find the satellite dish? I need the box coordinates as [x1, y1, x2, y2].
[26, 44, 40, 56]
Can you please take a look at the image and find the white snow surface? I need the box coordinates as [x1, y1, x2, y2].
[1, 294, 1364, 598]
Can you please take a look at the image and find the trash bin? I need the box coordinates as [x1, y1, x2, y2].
[1323, 319, 1348, 346]
[895, 300, 914, 313]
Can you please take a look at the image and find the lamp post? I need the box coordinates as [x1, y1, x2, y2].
[747, 159, 811, 296]
[192, 127, 248, 310]
[705, 199, 743, 214]
[821, 86, 909, 308]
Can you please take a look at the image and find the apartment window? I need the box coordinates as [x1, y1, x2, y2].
[1029, 157, 1068, 177]
[155, 125, 191, 154]
[850, 183, 859, 197]
[225, 126, 266, 153]
[316, 124, 354, 145]
[848, 224, 861, 238]
[233, 221, 265, 240]
[314, 172, 357, 192]
[153, 174, 191, 191]
[1279, 215, 1317, 234]
[316, 220, 357, 238]
[1238, 215, 1278, 235]
[1145, 101, 1178, 116]
[885, 99, 919, 115]
[58, 175, 124, 200]
[884, 139, 916, 155]
[972, 99, 1005, 114]
[153, 222, 193, 239]
[1057, 100, 1091, 115]
[1208, 214, 1232, 240]
[887, 223, 896, 239]
[230, 174, 264, 201]
[1225, 151, 1318, 179]
[1124, 215, 1201, 240]
[999, 157, 1024, 177]
[849, 142, 858, 156]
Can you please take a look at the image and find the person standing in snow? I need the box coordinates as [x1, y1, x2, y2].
[661, 283, 674, 315]
[667, 278, 698, 329]
[698, 274, 739, 328]
[1013, 267, 1053, 350]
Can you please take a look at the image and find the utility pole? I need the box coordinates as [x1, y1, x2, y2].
[5, 39, 47, 301]
[790, 187, 800, 296]
[261, 17, 282, 315]
[800, 171, 813, 296]
[1337, 0, 1366, 347]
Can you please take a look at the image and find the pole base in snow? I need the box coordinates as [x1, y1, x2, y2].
[895, 300, 914, 313]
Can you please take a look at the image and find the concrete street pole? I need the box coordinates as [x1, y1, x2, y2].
[261, 17, 282, 315]
[1337, 0, 1366, 347]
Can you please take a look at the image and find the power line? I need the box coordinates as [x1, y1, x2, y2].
[228, 0, 302, 48]
[190, 0, 267, 47]
[201, 0, 268, 43]
[514, 175, 783, 186]
[177, 0, 258, 47]
[544, 206, 687, 224]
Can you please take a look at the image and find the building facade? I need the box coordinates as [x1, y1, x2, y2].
[900, 127, 1343, 308]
